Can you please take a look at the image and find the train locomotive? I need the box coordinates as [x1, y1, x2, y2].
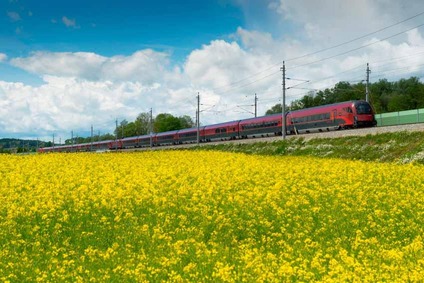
[38, 100, 377, 153]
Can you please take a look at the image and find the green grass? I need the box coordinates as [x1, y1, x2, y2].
[194, 131, 424, 164]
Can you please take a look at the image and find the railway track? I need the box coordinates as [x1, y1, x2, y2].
[126, 123, 424, 151]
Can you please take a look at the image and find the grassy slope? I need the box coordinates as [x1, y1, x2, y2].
[194, 131, 424, 164]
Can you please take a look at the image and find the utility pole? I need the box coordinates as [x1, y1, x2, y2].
[53, 133, 55, 149]
[115, 119, 118, 150]
[281, 62, 286, 140]
[150, 108, 153, 148]
[197, 93, 200, 146]
[365, 63, 371, 102]
[254, 93, 258, 118]
[71, 130, 74, 152]
[90, 125, 93, 152]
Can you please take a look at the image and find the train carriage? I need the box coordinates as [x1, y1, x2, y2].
[108, 139, 123, 150]
[121, 136, 138, 148]
[239, 114, 282, 138]
[286, 100, 376, 134]
[154, 131, 178, 146]
[90, 140, 110, 151]
[138, 135, 153, 148]
[204, 121, 240, 142]
[177, 127, 205, 144]
[121, 135, 152, 148]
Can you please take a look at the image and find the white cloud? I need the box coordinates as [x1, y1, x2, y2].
[0, 53, 7, 62]
[269, 0, 424, 45]
[0, 77, 174, 140]
[62, 16, 77, 28]
[185, 39, 273, 90]
[7, 11, 21, 22]
[2, 49, 196, 139]
[11, 52, 107, 80]
[10, 50, 171, 84]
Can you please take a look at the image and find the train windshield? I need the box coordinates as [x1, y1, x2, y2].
[355, 102, 373, 114]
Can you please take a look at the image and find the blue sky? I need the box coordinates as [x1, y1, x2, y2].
[1, 0, 424, 140]
[1, 1, 247, 82]
[2, 1, 241, 55]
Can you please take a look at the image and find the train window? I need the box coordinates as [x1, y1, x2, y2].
[356, 103, 372, 114]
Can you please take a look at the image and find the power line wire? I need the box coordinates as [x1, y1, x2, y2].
[290, 22, 424, 70]
[209, 10, 424, 92]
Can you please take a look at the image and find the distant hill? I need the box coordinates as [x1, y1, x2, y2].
[0, 138, 51, 153]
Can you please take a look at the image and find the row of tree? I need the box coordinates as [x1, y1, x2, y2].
[0, 138, 43, 153]
[64, 113, 195, 144]
[266, 77, 424, 115]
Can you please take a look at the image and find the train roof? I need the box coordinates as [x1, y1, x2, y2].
[288, 100, 367, 114]
[204, 120, 241, 129]
[155, 130, 179, 136]
[177, 127, 205, 133]
[121, 135, 151, 141]
[240, 113, 281, 123]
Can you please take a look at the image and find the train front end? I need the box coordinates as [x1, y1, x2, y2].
[353, 101, 377, 127]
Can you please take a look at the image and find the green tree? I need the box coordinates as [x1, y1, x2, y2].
[387, 93, 409, 112]
[124, 122, 137, 137]
[115, 120, 128, 138]
[134, 112, 151, 135]
[370, 79, 393, 113]
[396, 77, 424, 109]
[265, 104, 282, 115]
[154, 113, 182, 132]
[178, 115, 195, 128]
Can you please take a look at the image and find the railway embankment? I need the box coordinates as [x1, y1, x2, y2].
[196, 126, 424, 165]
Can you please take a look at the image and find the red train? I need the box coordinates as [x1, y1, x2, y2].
[38, 100, 377, 153]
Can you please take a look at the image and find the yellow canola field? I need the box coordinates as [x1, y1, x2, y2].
[1, 151, 424, 282]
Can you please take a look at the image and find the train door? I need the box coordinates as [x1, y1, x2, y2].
[332, 109, 337, 126]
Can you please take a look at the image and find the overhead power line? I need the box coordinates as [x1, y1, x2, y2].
[285, 11, 424, 63]
[209, 10, 424, 93]
[291, 22, 424, 70]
